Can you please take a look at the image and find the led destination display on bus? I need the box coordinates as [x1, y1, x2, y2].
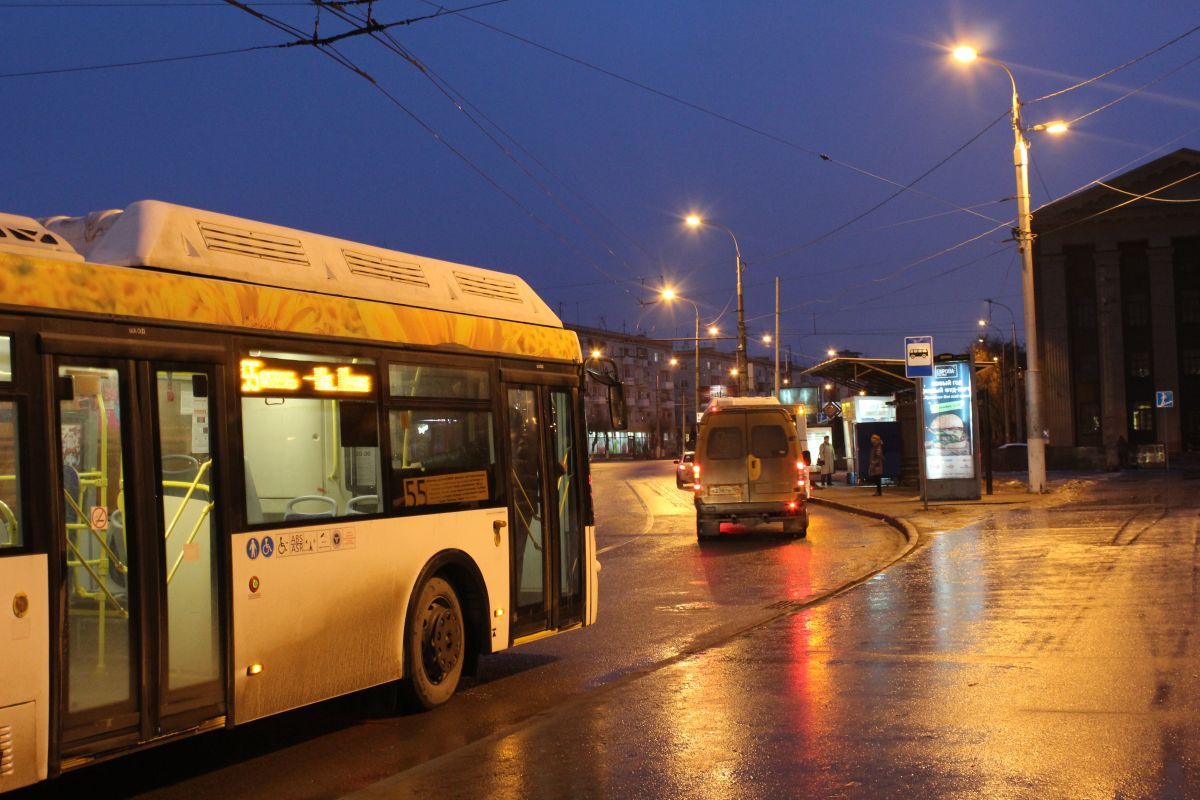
[240, 357, 373, 396]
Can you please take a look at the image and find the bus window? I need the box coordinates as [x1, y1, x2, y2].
[239, 351, 380, 524]
[0, 334, 11, 381]
[0, 400, 21, 548]
[389, 409, 496, 513]
[389, 363, 488, 399]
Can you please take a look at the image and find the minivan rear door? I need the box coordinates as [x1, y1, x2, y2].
[700, 414, 748, 502]
[746, 411, 794, 502]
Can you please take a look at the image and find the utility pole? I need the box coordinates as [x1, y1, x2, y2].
[774, 276, 781, 399]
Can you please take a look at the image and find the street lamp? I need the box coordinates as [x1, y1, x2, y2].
[660, 288, 704, 450]
[686, 214, 747, 394]
[952, 45, 1065, 493]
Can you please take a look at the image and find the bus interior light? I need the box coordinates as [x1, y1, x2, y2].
[246, 663, 264, 676]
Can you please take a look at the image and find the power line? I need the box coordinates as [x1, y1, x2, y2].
[1027, 22, 1200, 103]
[313, 1, 647, 290]
[0, 43, 281, 78]
[422, 1, 1008, 230]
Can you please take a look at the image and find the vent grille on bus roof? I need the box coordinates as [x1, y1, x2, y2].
[453, 270, 523, 303]
[343, 249, 430, 287]
[196, 221, 309, 266]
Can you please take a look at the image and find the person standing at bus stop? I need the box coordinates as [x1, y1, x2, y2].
[818, 435, 835, 487]
[868, 434, 884, 495]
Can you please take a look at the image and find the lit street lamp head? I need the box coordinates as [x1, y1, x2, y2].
[685, 214, 702, 228]
[952, 45, 978, 63]
[709, 325, 720, 336]
[661, 288, 676, 301]
[590, 349, 602, 359]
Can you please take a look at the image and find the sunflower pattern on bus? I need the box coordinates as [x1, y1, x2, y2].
[0, 253, 580, 362]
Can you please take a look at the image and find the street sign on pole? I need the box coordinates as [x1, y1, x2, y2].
[1156, 390, 1174, 408]
[905, 336, 934, 378]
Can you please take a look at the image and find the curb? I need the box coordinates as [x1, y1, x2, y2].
[808, 494, 921, 557]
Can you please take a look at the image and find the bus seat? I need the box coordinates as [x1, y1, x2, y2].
[244, 459, 264, 525]
[284, 495, 338, 521]
[162, 454, 200, 496]
[346, 495, 379, 515]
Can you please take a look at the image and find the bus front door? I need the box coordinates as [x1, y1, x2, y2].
[53, 358, 225, 762]
[505, 383, 584, 640]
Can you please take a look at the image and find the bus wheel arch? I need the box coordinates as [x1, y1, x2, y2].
[400, 550, 489, 710]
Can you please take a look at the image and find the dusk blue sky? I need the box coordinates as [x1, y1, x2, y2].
[4, 1, 1198, 363]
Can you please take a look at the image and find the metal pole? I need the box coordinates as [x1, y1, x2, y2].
[916, 378, 929, 511]
[694, 308, 700, 434]
[987, 58, 1046, 492]
[774, 276, 780, 399]
[735, 242, 747, 395]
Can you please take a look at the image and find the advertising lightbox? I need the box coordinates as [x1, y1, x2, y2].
[920, 360, 980, 500]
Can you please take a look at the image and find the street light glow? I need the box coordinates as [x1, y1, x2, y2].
[669, 357, 679, 366]
[661, 287, 676, 301]
[762, 334, 772, 344]
[1043, 121, 1069, 134]
[709, 325, 720, 336]
[827, 348, 837, 357]
[979, 319, 987, 326]
[952, 45, 978, 63]
[590, 349, 602, 359]
[685, 214, 702, 228]
[730, 368, 739, 376]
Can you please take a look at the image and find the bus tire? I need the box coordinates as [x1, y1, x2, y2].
[400, 575, 465, 711]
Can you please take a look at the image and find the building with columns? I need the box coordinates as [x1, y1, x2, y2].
[1034, 148, 1200, 468]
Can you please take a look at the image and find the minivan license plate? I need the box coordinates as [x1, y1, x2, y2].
[709, 485, 742, 497]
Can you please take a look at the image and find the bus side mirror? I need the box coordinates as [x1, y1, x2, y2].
[585, 356, 628, 431]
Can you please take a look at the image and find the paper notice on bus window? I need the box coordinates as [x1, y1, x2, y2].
[402, 471, 489, 507]
[191, 405, 210, 454]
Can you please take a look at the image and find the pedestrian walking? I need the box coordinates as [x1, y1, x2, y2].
[868, 434, 884, 496]
[818, 435, 835, 487]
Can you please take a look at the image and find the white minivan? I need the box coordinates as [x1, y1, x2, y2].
[692, 397, 809, 540]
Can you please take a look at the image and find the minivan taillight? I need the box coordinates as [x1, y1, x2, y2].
[692, 464, 702, 492]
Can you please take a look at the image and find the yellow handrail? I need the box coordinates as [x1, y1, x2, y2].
[166, 501, 215, 584]
[63, 491, 126, 570]
[63, 536, 127, 615]
[162, 459, 212, 544]
[0, 499, 15, 546]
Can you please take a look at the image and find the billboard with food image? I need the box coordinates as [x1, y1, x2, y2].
[922, 361, 975, 479]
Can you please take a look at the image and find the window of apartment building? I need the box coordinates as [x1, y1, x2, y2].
[1127, 352, 1152, 379]
[1131, 402, 1155, 433]
[1183, 350, 1200, 377]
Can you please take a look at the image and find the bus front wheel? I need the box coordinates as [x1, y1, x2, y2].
[401, 575, 465, 710]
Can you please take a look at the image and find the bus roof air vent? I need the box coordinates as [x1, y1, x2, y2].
[196, 221, 309, 267]
[343, 249, 430, 287]
[453, 270, 523, 304]
[0, 212, 83, 260]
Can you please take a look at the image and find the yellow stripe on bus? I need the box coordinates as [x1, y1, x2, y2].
[0, 253, 580, 361]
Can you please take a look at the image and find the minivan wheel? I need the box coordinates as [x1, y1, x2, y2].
[696, 517, 720, 541]
[782, 517, 807, 538]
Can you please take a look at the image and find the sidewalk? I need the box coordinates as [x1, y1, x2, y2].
[807, 471, 1111, 537]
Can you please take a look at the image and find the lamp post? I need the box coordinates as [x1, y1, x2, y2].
[952, 46, 1067, 493]
[980, 297, 1022, 442]
[660, 288, 703, 448]
[686, 214, 747, 394]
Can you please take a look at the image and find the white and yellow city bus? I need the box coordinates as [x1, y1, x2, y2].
[0, 200, 623, 792]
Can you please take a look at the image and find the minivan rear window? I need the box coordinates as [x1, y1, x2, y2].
[706, 427, 744, 459]
[751, 425, 788, 457]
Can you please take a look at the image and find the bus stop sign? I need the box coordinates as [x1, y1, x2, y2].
[905, 336, 933, 378]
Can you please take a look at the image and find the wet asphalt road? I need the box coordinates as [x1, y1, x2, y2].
[20, 460, 902, 800]
[348, 472, 1200, 799]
